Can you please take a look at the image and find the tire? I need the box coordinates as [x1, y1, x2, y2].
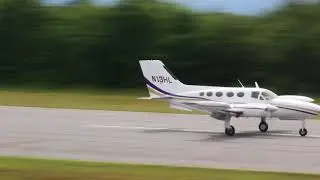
[259, 122, 268, 132]
[225, 125, 235, 136]
[299, 128, 307, 136]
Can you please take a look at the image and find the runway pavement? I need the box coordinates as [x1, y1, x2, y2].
[1, 106, 320, 174]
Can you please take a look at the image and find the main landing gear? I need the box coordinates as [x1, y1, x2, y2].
[223, 117, 269, 136]
[224, 116, 235, 136]
[259, 117, 268, 133]
[299, 119, 307, 136]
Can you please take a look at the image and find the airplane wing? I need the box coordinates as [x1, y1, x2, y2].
[181, 101, 231, 112]
[225, 103, 278, 113]
[138, 96, 278, 116]
[175, 100, 278, 115]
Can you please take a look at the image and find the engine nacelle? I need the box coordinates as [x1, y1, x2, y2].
[210, 112, 228, 120]
[277, 95, 314, 102]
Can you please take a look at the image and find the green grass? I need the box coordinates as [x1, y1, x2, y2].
[0, 87, 194, 114]
[0, 156, 318, 180]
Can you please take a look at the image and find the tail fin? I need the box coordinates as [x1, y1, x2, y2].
[139, 60, 185, 98]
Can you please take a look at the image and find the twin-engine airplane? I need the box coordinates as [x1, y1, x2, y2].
[138, 60, 320, 136]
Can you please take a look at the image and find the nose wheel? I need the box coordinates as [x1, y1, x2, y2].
[299, 120, 307, 136]
[259, 122, 268, 132]
[299, 128, 307, 136]
[259, 118, 268, 132]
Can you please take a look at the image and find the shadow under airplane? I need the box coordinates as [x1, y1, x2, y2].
[143, 128, 320, 142]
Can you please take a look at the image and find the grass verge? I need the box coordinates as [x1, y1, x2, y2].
[0, 156, 319, 180]
[0, 87, 194, 114]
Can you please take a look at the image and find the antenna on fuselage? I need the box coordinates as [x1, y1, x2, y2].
[255, 81, 259, 88]
[237, 79, 244, 88]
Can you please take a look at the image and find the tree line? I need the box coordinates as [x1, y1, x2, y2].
[0, 0, 319, 94]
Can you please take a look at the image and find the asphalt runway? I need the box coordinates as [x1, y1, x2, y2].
[1, 106, 320, 174]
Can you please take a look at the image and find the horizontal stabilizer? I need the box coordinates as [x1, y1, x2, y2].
[169, 104, 192, 111]
[137, 97, 153, 100]
[137, 96, 173, 100]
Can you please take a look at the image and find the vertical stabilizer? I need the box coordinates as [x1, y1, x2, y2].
[139, 60, 185, 98]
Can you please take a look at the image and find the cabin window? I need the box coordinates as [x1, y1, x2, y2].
[227, 92, 234, 97]
[251, 91, 259, 99]
[199, 92, 204, 96]
[207, 92, 213, 96]
[237, 92, 244, 97]
[216, 92, 223, 97]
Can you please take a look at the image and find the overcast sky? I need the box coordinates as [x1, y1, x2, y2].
[42, 0, 288, 15]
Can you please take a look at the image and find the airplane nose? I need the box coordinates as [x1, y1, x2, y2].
[306, 97, 315, 102]
[314, 104, 320, 114]
[308, 102, 320, 115]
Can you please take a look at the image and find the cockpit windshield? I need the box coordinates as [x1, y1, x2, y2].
[260, 90, 277, 100]
[251, 90, 277, 100]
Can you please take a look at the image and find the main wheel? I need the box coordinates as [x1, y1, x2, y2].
[225, 125, 235, 136]
[299, 128, 307, 136]
[259, 122, 268, 132]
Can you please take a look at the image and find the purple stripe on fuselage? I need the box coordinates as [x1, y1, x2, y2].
[144, 77, 208, 100]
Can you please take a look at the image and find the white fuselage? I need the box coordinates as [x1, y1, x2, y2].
[177, 87, 320, 120]
[138, 60, 320, 121]
[139, 60, 318, 136]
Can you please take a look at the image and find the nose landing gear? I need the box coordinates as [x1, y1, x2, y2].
[299, 128, 307, 136]
[299, 119, 307, 136]
[259, 117, 268, 132]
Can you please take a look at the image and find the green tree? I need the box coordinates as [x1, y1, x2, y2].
[0, 0, 319, 94]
